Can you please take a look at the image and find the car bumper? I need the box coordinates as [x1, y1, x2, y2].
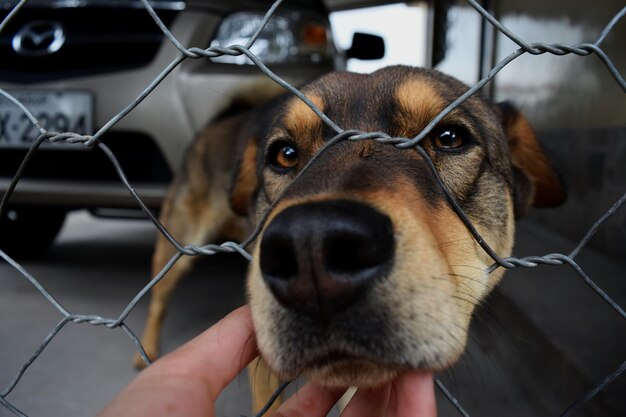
[0, 179, 167, 209]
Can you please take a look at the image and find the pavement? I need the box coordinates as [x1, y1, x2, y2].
[0, 211, 624, 417]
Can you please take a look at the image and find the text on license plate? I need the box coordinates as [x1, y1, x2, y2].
[0, 90, 94, 148]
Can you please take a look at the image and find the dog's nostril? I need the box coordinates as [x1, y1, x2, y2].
[260, 234, 298, 280]
[325, 228, 393, 275]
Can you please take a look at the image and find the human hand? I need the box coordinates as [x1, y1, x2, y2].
[98, 305, 437, 417]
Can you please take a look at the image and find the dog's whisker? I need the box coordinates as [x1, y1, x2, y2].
[422, 311, 467, 357]
[451, 283, 491, 304]
[449, 273, 491, 290]
[452, 294, 481, 307]
[449, 264, 489, 273]
[410, 277, 484, 305]
[436, 238, 478, 249]
[453, 289, 487, 306]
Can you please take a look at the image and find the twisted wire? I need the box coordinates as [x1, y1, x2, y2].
[0, 0, 624, 416]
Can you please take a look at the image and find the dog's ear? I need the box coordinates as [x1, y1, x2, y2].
[498, 102, 566, 218]
[229, 138, 259, 216]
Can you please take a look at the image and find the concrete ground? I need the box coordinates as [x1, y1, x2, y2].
[0, 212, 252, 417]
[1, 211, 624, 417]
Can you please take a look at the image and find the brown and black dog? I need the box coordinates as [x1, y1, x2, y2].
[135, 65, 565, 409]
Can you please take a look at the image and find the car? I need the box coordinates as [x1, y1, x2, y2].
[0, 0, 383, 257]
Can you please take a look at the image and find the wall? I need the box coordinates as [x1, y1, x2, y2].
[490, 0, 626, 263]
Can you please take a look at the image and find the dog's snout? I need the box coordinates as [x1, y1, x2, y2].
[260, 200, 394, 321]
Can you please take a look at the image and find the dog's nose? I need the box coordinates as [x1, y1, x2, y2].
[260, 200, 394, 322]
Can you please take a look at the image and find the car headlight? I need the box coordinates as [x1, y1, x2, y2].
[210, 11, 332, 65]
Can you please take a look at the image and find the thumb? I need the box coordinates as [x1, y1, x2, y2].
[389, 371, 437, 417]
[98, 306, 258, 417]
[154, 305, 258, 398]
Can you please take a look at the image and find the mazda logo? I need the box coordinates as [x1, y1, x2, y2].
[12, 21, 66, 57]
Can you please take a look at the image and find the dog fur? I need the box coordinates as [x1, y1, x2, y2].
[135, 65, 565, 409]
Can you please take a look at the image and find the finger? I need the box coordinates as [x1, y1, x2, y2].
[97, 372, 216, 417]
[269, 382, 344, 417]
[148, 305, 258, 399]
[339, 384, 391, 417]
[389, 371, 436, 417]
[339, 371, 436, 417]
[99, 306, 258, 417]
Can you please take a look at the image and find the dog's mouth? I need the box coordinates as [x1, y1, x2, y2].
[307, 350, 360, 367]
[301, 350, 366, 372]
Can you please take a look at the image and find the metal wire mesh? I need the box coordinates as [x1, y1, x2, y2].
[0, 0, 625, 416]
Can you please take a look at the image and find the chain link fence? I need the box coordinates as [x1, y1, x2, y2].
[1, 0, 625, 416]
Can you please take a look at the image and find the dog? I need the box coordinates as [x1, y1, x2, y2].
[135, 65, 565, 411]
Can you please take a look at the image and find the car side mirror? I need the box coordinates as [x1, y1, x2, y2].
[346, 32, 385, 60]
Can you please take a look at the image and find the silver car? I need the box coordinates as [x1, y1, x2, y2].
[0, 0, 383, 256]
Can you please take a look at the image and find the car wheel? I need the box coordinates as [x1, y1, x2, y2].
[0, 206, 67, 259]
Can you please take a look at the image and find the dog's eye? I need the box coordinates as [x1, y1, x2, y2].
[431, 127, 468, 151]
[268, 141, 299, 171]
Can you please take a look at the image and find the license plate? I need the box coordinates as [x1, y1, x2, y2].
[0, 90, 93, 148]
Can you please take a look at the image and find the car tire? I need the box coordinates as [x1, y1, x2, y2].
[0, 206, 67, 259]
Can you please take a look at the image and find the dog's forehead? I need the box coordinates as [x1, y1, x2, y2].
[280, 66, 487, 138]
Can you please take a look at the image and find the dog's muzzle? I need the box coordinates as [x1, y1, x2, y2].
[259, 200, 395, 324]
